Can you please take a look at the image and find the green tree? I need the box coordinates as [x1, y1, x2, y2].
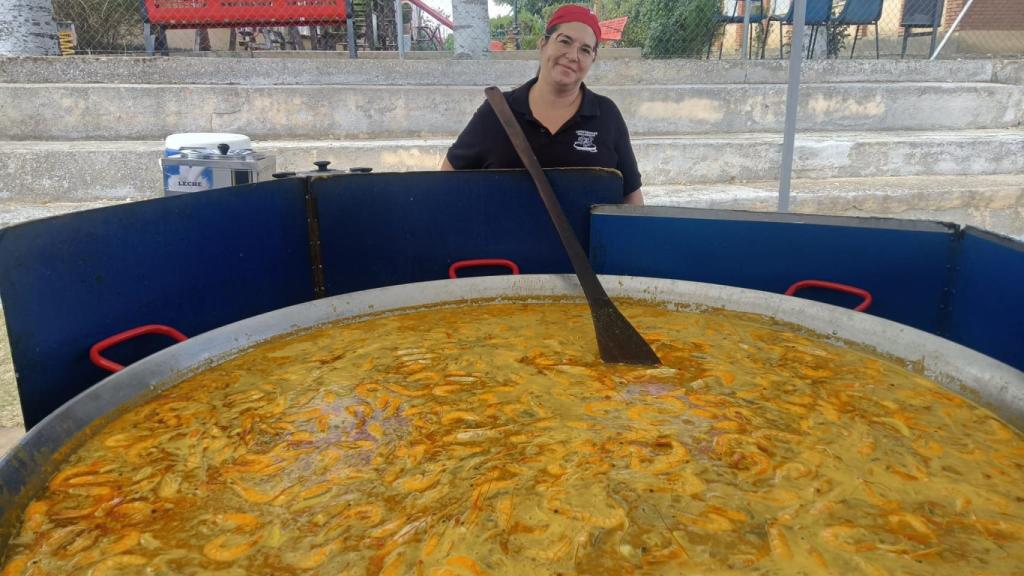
[490, 12, 545, 48]
[493, 0, 580, 20]
[640, 0, 719, 58]
[826, 23, 850, 58]
[51, 0, 142, 52]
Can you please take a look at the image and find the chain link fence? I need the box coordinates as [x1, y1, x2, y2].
[10, 0, 1024, 57]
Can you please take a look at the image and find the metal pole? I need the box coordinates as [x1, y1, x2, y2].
[144, 23, 155, 55]
[396, 0, 405, 58]
[928, 0, 942, 57]
[930, 0, 973, 60]
[778, 0, 806, 213]
[741, 0, 752, 59]
[513, 0, 521, 50]
[346, 0, 357, 58]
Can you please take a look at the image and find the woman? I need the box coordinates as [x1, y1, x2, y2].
[442, 4, 644, 205]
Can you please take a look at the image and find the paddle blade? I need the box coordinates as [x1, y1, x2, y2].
[591, 302, 661, 366]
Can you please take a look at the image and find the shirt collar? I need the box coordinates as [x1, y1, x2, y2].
[508, 77, 600, 120]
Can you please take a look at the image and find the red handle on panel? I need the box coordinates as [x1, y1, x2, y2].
[785, 280, 873, 312]
[90, 324, 188, 373]
[448, 259, 521, 279]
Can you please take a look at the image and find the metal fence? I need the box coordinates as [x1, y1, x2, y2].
[14, 0, 1024, 57]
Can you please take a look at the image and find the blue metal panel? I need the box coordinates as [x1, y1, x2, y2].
[590, 206, 957, 334]
[313, 169, 623, 295]
[0, 180, 313, 428]
[948, 227, 1024, 370]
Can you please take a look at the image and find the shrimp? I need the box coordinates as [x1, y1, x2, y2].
[734, 450, 772, 478]
[399, 471, 442, 492]
[88, 555, 149, 576]
[109, 500, 153, 522]
[713, 420, 744, 432]
[284, 542, 339, 569]
[354, 383, 382, 398]
[664, 470, 706, 496]
[203, 532, 263, 562]
[379, 549, 410, 576]
[681, 511, 735, 533]
[647, 439, 691, 474]
[343, 504, 384, 526]
[0, 557, 28, 576]
[767, 523, 792, 560]
[408, 371, 441, 383]
[366, 422, 385, 440]
[523, 533, 574, 562]
[583, 400, 619, 416]
[102, 530, 142, 556]
[156, 473, 181, 498]
[775, 462, 812, 481]
[859, 481, 900, 512]
[874, 417, 911, 438]
[48, 501, 101, 520]
[820, 525, 877, 552]
[445, 555, 486, 575]
[63, 531, 99, 556]
[911, 439, 944, 458]
[22, 500, 50, 533]
[971, 519, 1024, 543]
[384, 382, 430, 397]
[546, 492, 627, 529]
[62, 473, 119, 486]
[750, 488, 801, 506]
[229, 481, 280, 504]
[297, 482, 332, 500]
[441, 411, 481, 425]
[215, 513, 261, 531]
[48, 461, 104, 489]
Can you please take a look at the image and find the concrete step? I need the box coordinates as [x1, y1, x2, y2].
[4, 82, 1020, 141]
[2, 56, 1011, 87]
[637, 129, 1024, 185]
[645, 174, 1024, 239]
[2, 130, 1022, 201]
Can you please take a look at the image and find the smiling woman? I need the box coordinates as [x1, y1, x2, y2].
[441, 4, 644, 205]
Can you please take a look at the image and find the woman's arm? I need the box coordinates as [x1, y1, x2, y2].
[441, 158, 455, 171]
[624, 188, 644, 205]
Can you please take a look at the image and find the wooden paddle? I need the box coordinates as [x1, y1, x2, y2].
[484, 86, 660, 366]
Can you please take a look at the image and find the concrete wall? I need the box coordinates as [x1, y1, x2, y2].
[0, 56, 1001, 85]
[2, 82, 1017, 140]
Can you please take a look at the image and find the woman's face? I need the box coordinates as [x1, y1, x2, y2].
[538, 22, 598, 88]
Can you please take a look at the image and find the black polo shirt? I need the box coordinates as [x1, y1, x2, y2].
[446, 77, 642, 197]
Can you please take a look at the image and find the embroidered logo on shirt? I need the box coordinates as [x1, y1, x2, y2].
[573, 130, 598, 153]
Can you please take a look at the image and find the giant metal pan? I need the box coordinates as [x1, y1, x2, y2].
[2, 275, 1023, 552]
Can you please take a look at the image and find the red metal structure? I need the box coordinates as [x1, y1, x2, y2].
[403, 0, 453, 30]
[599, 16, 628, 43]
[142, 0, 347, 28]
